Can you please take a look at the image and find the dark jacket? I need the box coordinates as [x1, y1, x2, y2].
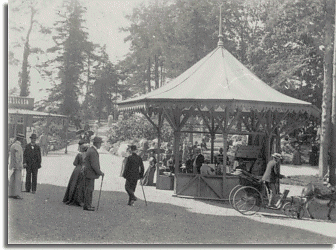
[23, 143, 42, 169]
[193, 154, 205, 173]
[83, 146, 103, 179]
[123, 153, 144, 181]
[262, 159, 284, 183]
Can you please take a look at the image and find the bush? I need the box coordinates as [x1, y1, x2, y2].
[106, 115, 173, 145]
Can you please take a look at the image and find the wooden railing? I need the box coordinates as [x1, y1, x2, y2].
[8, 96, 34, 110]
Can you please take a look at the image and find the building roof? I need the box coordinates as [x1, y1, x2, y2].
[118, 46, 320, 117]
[8, 108, 68, 118]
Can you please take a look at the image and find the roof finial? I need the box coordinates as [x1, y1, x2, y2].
[218, 4, 224, 47]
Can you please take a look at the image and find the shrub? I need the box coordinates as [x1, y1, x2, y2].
[106, 115, 173, 145]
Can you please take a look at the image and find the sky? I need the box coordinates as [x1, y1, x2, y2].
[7, 0, 150, 102]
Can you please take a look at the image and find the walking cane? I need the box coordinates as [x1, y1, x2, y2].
[97, 175, 104, 211]
[140, 179, 147, 206]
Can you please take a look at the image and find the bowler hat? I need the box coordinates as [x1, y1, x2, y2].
[92, 136, 103, 144]
[78, 139, 86, 145]
[130, 145, 137, 151]
[16, 133, 25, 139]
[30, 133, 37, 139]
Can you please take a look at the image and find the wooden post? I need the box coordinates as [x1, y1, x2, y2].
[173, 130, 180, 194]
[210, 116, 215, 163]
[222, 132, 228, 196]
[156, 126, 161, 184]
[210, 132, 215, 163]
[265, 134, 271, 164]
[265, 110, 272, 163]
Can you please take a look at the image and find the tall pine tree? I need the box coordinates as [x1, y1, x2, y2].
[44, 0, 89, 116]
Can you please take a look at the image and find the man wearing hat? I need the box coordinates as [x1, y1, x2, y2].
[82, 136, 104, 211]
[8, 133, 25, 199]
[23, 133, 42, 194]
[262, 153, 286, 208]
[122, 145, 144, 206]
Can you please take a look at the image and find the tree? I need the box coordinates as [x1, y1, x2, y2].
[43, 0, 90, 116]
[9, 0, 51, 97]
[319, 0, 334, 178]
[91, 46, 120, 122]
[330, 0, 336, 186]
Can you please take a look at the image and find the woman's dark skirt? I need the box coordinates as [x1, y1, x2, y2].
[63, 165, 85, 206]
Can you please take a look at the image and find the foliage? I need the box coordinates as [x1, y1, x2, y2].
[106, 114, 173, 144]
[90, 45, 120, 121]
[9, 0, 52, 97]
[40, 0, 91, 116]
[118, 0, 334, 110]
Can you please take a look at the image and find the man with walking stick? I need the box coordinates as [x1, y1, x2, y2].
[83, 136, 104, 211]
[122, 145, 144, 206]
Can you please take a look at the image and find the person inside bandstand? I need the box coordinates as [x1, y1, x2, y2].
[167, 155, 175, 173]
[200, 159, 215, 175]
[192, 148, 204, 174]
[185, 153, 194, 173]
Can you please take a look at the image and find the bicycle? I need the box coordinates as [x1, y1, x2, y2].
[230, 169, 294, 216]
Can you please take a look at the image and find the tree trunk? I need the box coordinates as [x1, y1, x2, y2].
[147, 57, 151, 92]
[319, 0, 334, 178]
[19, 7, 36, 97]
[330, 0, 336, 186]
[154, 54, 159, 89]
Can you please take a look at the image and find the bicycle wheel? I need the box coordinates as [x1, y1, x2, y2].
[282, 202, 304, 219]
[229, 185, 242, 208]
[282, 202, 297, 218]
[233, 186, 263, 216]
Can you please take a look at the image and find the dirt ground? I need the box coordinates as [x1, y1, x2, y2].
[7, 131, 336, 245]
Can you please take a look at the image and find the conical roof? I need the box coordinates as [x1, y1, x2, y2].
[118, 46, 320, 117]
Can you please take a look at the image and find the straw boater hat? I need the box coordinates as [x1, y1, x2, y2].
[272, 153, 282, 159]
[16, 133, 25, 139]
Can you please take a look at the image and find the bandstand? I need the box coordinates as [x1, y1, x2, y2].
[118, 12, 320, 200]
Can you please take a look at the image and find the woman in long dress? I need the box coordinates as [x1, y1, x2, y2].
[63, 140, 88, 206]
[142, 151, 156, 186]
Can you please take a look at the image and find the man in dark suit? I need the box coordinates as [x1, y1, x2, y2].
[83, 136, 105, 211]
[123, 145, 144, 206]
[23, 134, 42, 194]
[192, 148, 204, 174]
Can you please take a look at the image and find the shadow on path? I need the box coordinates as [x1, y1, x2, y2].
[8, 184, 336, 244]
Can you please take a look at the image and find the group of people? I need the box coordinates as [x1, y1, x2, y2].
[63, 137, 145, 210]
[9, 133, 42, 199]
[9, 129, 146, 210]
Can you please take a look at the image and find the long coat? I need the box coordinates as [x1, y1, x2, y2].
[9, 141, 23, 170]
[123, 153, 144, 181]
[83, 146, 103, 179]
[193, 154, 205, 173]
[23, 143, 42, 169]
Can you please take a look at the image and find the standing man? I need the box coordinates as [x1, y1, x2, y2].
[39, 132, 49, 156]
[193, 148, 204, 174]
[8, 133, 25, 199]
[23, 134, 42, 194]
[261, 153, 286, 208]
[122, 145, 144, 206]
[83, 136, 104, 211]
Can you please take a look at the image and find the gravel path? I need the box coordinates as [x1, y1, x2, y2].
[8, 137, 336, 244]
